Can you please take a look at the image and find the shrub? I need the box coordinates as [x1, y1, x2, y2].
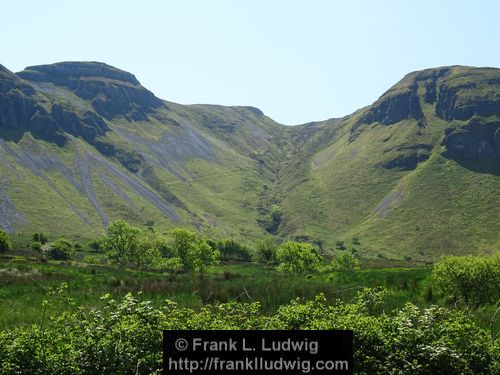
[42, 239, 74, 260]
[0, 290, 496, 374]
[98, 221, 164, 269]
[432, 254, 500, 307]
[0, 230, 12, 253]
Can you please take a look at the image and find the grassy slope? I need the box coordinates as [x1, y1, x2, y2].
[1, 65, 499, 259]
[279, 69, 500, 259]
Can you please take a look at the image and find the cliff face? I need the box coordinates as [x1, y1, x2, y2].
[17, 62, 164, 121]
[352, 66, 500, 161]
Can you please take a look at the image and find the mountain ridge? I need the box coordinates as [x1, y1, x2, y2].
[1, 62, 499, 259]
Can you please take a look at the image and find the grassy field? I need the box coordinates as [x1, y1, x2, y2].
[2, 253, 491, 331]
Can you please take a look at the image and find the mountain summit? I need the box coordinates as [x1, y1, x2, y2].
[1, 62, 499, 259]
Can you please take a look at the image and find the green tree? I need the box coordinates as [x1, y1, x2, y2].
[170, 228, 219, 275]
[330, 252, 360, 271]
[276, 241, 322, 274]
[0, 229, 12, 253]
[99, 220, 163, 269]
[216, 239, 251, 261]
[32, 232, 48, 245]
[99, 220, 141, 265]
[88, 239, 102, 253]
[128, 231, 163, 269]
[256, 240, 278, 264]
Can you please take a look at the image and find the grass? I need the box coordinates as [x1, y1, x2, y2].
[0, 254, 443, 329]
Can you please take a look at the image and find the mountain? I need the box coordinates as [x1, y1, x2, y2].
[1, 62, 499, 259]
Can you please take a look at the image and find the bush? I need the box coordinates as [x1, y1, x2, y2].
[41, 239, 75, 260]
[432, 254, 500, 307]
[0, 230, 12, 254]
[163, 257, 183, 273]
[0, 290, 497, 374]
[87, 239, 102, 253]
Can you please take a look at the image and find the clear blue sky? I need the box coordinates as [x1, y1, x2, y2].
[3, 1, 500, 124]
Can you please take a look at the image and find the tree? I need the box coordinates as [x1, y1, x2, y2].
[0, 230, 12, 254]
[192, 241, 220, 277]
[88, 239, 102, 253]
[98, 220, 163, 269]
[330, 252, 360, 271]
[32, 232, 48, 245]
[335, 240, 347, 251]
[127, 231, 163, 269]
[99, 221, 142, 265]
[276, 241, 322, 274]
[256, 240, 278, 264]
[170, 228, 219, 275]
[216, 239, 251, 262]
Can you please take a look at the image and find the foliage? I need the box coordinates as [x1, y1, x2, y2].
[170, 228, 219, 275]
[87, 239, 102, 253]
[329, 251, 360, 272]
[258, 204, 282, 234]
[276, 241, 322, 274]
[41, 239, 74, 260]
[32, 233, 48, 245]
[432, 254, 500, 307]
[336, 240, 347, 251]
[163, 257, 183, 273]
[215, 239, 252, 261]
[0, 288, 497, 374]
[0, 230, 12, 254]
[256, 240, 278, 264]
[98, 221, 163, 269]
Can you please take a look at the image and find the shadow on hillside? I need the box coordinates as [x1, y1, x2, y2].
[442, 151, 500, 176]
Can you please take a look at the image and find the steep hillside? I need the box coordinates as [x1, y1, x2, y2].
[281, 66, 500, 259]
[1, 62, 499, 259]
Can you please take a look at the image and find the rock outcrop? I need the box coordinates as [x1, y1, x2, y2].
[443, 119, 500, 159]
[17, 62, 164, 121]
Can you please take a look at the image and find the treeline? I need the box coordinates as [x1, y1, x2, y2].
[0, 287, 497, 374]
[1, 222, 361, 275]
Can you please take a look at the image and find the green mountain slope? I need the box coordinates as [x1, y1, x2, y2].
[1, 62, 499, 259]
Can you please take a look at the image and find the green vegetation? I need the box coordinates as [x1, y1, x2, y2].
[0, 238, 498, 374]
[276, 241, 322, 274]
[2, 63, 500, 258]
[170, 228, 219, 275]
[329, 251, 360, 271]
[2, 62, 500, 373]
[0, 230, 12, 254]
[41, 239, 75, 260]
[432, 254, 500, 307]
[0, 286, 497, 374]
[99, 220, 163, 269]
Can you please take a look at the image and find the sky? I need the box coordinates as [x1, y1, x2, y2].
[2, 1, 500, 125]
